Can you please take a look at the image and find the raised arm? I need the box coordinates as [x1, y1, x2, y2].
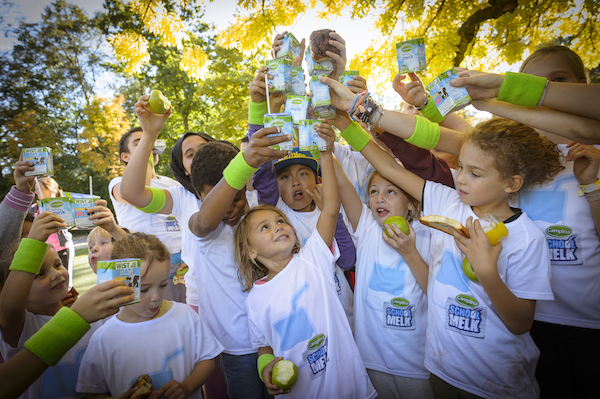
[86, 199, 129, 241]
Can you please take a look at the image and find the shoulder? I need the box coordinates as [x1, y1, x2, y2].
[108, 176, 123, 190]
[154, 176, 182, 189]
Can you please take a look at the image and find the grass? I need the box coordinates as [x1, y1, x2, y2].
[72, 246, 96, 295]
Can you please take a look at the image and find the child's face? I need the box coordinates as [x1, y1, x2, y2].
[182, 135, 209, 175]
[248, 209, 297, 263]
[121, 258, 170, 323]
[88, 235, 113, 273]
[277, 164, 319, 212]
[368, 174, 414, 226]
[27, 247, 69, 310]
[523, 55, 585, 84]
[200, 185, 248, 226]
[121, 131, 159, 166]
[455, 142, 511, 209]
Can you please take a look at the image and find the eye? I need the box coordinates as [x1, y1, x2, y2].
[387, 189, 396, 195]
[552, 77, 566, 82]
[261, 224, 269, 231]
[160, 282, 168, 288]
[37, 271, 45, 278]
[277, 218, 285, 224]
[369, 189, 378, 196]
[54, 263, 62, 269]
[140, 288, 148, 293]
[471, 171, 479, 177]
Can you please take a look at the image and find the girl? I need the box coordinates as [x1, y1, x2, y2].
[234, 124, 376, 398]
[77, 232, 224, 399]
[334, 158, 434, 398]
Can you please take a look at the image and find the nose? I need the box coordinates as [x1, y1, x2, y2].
[49, 266, 63, 281]
[92, 245, 99, 254]
[150, 289, 161, 303]
[455, 169, 465, 185]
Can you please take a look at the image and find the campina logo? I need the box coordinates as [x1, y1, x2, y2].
[546, 225, 572, 237]
[390, 297, 410, 308]
[307, 334, 325, 350]
[455, 294, 479, 308]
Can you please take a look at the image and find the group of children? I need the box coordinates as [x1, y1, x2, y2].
[0, 30, 598, 399]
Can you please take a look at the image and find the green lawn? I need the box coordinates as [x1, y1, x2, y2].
[72, 246, 96, 295]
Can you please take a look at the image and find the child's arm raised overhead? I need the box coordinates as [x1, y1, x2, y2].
[314, 122, 340, 248]
[0, 212, 66, 347]
[86, 199, 128, 241]
[189, 127, 290, 237]
[119, 95, 175, 215]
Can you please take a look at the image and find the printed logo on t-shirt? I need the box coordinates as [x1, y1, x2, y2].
[383, 297, 415, 330]
[165, 215, 181, 231]
[302, 333, 328, 380]
[444, 294, 486, 338]
[545, 225, 582, 265]
[274, 283, 316, 352]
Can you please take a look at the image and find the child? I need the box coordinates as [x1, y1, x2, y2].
[0, 211, 110, 398]
[234, 120, 375, 398]
[333, 158, 433, 398]
[76, 232, 223, 398]
[85, 199, 129, 273]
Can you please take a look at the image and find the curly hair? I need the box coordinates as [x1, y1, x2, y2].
[111, 232, 170, 278]
[234, 205, 301, 292]
[189, 141, 239, 195]
[465, 118, 564, 192]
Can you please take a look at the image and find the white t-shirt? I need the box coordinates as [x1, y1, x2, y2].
[166, 186, 203, 307]
[351, 203, 429, 379]
[422, 181, 553, 399]
[518, 144, 600, 329]
[194, 220, 255, 355]
[76, 302, 223, 398]
[274, 197, 354, 328]
[247, 232, 376, 399]
[0, 312, 102, 399]
[109, 176, 182, 255]
[334, 142, 374, 205]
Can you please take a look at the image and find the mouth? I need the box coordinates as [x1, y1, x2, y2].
[275, 234, 290, 243]
[52, 279, 66, 290]
[149, 306, 160, 314]
[376, 208, 389, 217]
[90, 256, 97, 263]
[292, 190, 304, 200]
[458, 189, 468, 196]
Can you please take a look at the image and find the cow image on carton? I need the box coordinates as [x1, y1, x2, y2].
[22, 147, 54, 177]
[426, 68, 472, 117]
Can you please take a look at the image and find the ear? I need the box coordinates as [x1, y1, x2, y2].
[316, 175, 322, 184]
[120, 152, 131, 163]
[249, 246, 258, 261]
[504, 175, 523, 194]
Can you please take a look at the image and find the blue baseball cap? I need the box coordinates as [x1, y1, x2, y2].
[273, 147, 320, 175]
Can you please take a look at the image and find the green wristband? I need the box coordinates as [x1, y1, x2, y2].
[9, 238, 48, 274]
[249, 101, 268, 125]
[419, 95, 446, 123]
[137, 186, 166, 214]
[498, 72, 548, 108]
[257, 353, 276, 382]
[340, 121, 371, 151]
[24, 307, 90, 366]
[405, 116, 441, 150]
[223, 151, 258, 191]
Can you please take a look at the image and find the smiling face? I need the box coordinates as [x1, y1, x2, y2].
[182, 135, 209, 176]
[119, 258, 170, 323]
[276, 164, 319, 212]
[368, 173, 414, 226]
[27, 247, 69, 312]
[87, 235, 112, 273]
[248, 209, 298, 264]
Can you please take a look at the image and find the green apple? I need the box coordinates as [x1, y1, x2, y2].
[383, 215, 410, 237]
[271, 360, 298, 390]
[462, 257, 478, 282]
[176, 266, 188, 276]
[148, 90, 171, 114]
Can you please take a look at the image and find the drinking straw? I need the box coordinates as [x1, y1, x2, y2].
[34, 177, 43, 199]
[265, 70, 271, 114]
[89, 175, 93, 196]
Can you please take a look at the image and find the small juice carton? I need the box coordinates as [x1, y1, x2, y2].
[266, 58, 292, 92]
[315, 106, 336, 120]
[153, 139, 167, 155]
[299, 119, 327, 151]
[97, 258, 141, 306]
[305, 46, 334, 76]
[276, 32, 301, 61]
[426, 68, 472, 117]
[285, 95, 309, 127]
[263, 113, 294, 151]
[38, 197, 75, 228]
[339, 71, 359, 88]
[22, 147, 54, 177]
[292, 66, 306, 95]
[396, 38, 427, 74]
[309, 74, 332, 113]
[65, 192, 100, 229]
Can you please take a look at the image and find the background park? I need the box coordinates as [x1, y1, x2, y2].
[1, 0, 599, 293]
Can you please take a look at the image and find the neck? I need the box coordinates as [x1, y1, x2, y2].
[295, 201, 315, 213]
[259, 253, 294, 282]
[471, 200, 515, 221]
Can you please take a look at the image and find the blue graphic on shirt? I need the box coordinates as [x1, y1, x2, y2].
[366, 259, 406, 311]
[129, 346, 184, 396]
[520, 175, 574, 223]
[435, 250, 470, 292]
[274, 282, 316, 352]
[40, 346, 86, 398]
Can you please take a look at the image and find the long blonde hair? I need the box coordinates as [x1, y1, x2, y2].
[234, 205, 300, 292]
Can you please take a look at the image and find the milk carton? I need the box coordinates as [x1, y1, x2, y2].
[153, 139, 167, 155]
[299, 119, 327, 151]
[66, 193, 100, 229]
[309, 74, 332, 114]
[22, 147, 54, 177]
[426, 68, 472, 117]
[38, 198, 75, 228]
[263, 113, 294, 151]
[292, 66, 306, 95]
[97, 258, 141, 306]
[276, 32, 301, 61]
[396, 38, 427, 74]
[305, 46, 334, 76]
[266, 58, 292, 92]
[285, 95, 309, 127]
[339, 71, 359, 88]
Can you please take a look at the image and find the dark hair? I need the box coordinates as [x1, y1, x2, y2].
[190, 141, 239, 195]
[241, 135, 249, 144]
[170, 132, 215, 197]
[119, 127, 143, 159]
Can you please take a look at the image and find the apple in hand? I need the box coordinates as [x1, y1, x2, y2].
[462, 257, 478, 282]
[176, 266, 188, 276]
[148, 90, 171, 114]
[271, 359, 298, 390]
[383, 215, 410, 237]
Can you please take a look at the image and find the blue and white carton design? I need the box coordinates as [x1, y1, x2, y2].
[299, 119, 327, 151]
[426, 68, 472, 117]
[285, 95, 309, 127]
[396, 38, 427, 74]
[97, 258, 141, 306]
[266, 58, 292, 93]
[276, 32, 301, 61]
[38, 198, 75, 228]
[22, 147, 54, 177]
[263, 113, 295, 151]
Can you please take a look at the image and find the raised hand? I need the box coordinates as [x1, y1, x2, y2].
[70, 279, 135, 323]
[450, 70, 504, 100]
[14, 153, 35, 194]
[243, 127, 291, 168]
[393, 73, 428, 107]
[28, 211, 66, 242]
[134, 94, 172, 138]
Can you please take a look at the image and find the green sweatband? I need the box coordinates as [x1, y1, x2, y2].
[419, 95, 446, 123]
[24, 307, 90, 366]
[249, 101, 268, 125]
[498, 72, 548, 108]
[340, 121, 371, 151]
[137, 186, 166, 214]
[258, 353, 276, 382]
[309, 149, 321, 159]
[223, 151, 258, 190]
[405, 115, 441, 150]
[9, 238, 48, 274]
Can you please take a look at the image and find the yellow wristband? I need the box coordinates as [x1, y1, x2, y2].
[405, 116, 441, 150]
[137, 186, 166, 214]
[258, 353, 276, 382]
